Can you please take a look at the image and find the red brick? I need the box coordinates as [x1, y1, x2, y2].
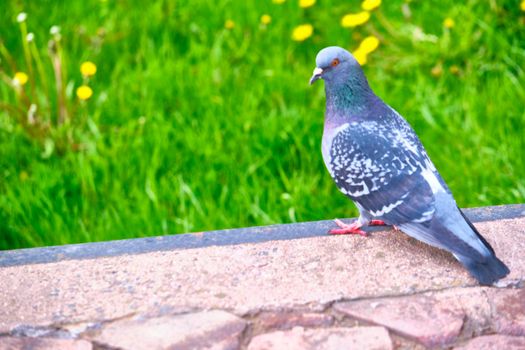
[247, 326, 392, 350]
[488, 288, 525, 336]
[0, 337, 92, 350]
[454, 334, 525, 350]
[256, 311, 333, 330]
[438, 288, 492, 338]
[333, 289, 490, 347]
[334, 295, 464, 347]
[89, 310, 246, 350]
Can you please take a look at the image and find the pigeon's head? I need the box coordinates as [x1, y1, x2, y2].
[309, 46, 360, 85]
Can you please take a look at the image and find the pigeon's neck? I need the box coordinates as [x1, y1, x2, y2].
[324, 72, 376, 124]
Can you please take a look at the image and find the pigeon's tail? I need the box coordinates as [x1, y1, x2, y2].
[455, 208, 510, 285]
[457, 207, 495, 254]
[455, 253, 510, 286]
[398, 208, 510, 285]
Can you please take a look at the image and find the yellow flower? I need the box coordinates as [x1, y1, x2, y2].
[299, 0, 316, 8]
[361, 0, 381, 11]
[431, 63, 443, 77]
[352, 48, 368, 66]
[272, 0, 285, 3]
[449, 65, 460, 75]
[521, 0, 525, 11]
[359, 36, 379, 54]
[261, 14, 271, 25]
[19, 170, 29, 181]
[13, 72, 29, 86]
[341, 11, 370, 28]
[225, 19, 235, 29]
[80, 61, 97, 77]
[291, 24, 313, 41]
[443, 18, 455, 29]
[76, 85, 93, 100]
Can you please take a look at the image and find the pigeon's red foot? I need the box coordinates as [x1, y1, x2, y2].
[329, 219, 367, 236]
[369, 220, 386, 226]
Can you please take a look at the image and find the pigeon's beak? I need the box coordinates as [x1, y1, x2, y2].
[309, 67, 323, 85]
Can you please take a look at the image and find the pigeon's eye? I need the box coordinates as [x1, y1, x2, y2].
[331, 58, 340, 67]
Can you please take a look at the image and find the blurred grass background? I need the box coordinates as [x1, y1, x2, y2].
[1, 0, 524, 250]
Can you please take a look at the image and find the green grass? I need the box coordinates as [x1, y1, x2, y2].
[1, 0, 524, 250]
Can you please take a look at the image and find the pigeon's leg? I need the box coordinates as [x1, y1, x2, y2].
[370, 219, 399, 231]
[369, 219, 387, 226]
[355, 203, 384, 227]
[328, 218, 367, 236]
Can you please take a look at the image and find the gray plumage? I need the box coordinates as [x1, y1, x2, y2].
[310, 46, 509, 285]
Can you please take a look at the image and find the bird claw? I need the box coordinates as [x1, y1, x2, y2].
[328, 219, 367, 236]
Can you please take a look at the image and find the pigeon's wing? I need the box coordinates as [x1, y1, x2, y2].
[390, 110, 452, 194]
[329, 120, 442, 224]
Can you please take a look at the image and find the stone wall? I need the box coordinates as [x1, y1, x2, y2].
[0, 205, 524, 349]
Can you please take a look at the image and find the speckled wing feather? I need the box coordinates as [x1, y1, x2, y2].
[329, 118, 440, 225]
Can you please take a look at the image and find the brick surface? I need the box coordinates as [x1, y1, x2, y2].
[256, 311, 333, 331]
[334, 288, 493, 347]
[454, 334, 525, 350]
[89, 310, 246, 350]
[488, 288, 525, 336]
[0, 337, 92, 350]
[247, 326, 392, 350]
[437, 287, 492, 338]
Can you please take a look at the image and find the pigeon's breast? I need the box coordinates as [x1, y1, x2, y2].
[322, 122, 350, 177]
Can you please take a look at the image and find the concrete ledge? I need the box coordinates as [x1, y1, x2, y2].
[0, 204, 524, 349]
[1, 204, 524, 267]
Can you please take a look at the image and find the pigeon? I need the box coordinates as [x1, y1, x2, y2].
[309, 46, 509, 285]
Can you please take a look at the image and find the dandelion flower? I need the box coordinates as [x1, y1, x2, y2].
[272, 0, 286, 4]
[17, 12, 27, 23]
[359, 36, 379, 54]
[50, 25, 60, 35]
[224, 19, 235, 29]
[28, 104, 37, 124]
[443, 18, 455, 29]
[81, 61, 97, 77]
[431, 63, 443, 77]
[76, 85, 93, 100]
[412, 26, 438, 43]
[521, 0, 525, 11]
[341, 11, 370, 28]
[449, 65, 460, 75]
[361, 0, 381, 11]
[13, 72, 29, 86]
[261, 14, 272, 25]
[19, 171, 29, 181]
[352, 48, 368, 66]
[29, 103, 37, 114]
[291, 24, 313, 41]
[299, 0, 316, 8]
